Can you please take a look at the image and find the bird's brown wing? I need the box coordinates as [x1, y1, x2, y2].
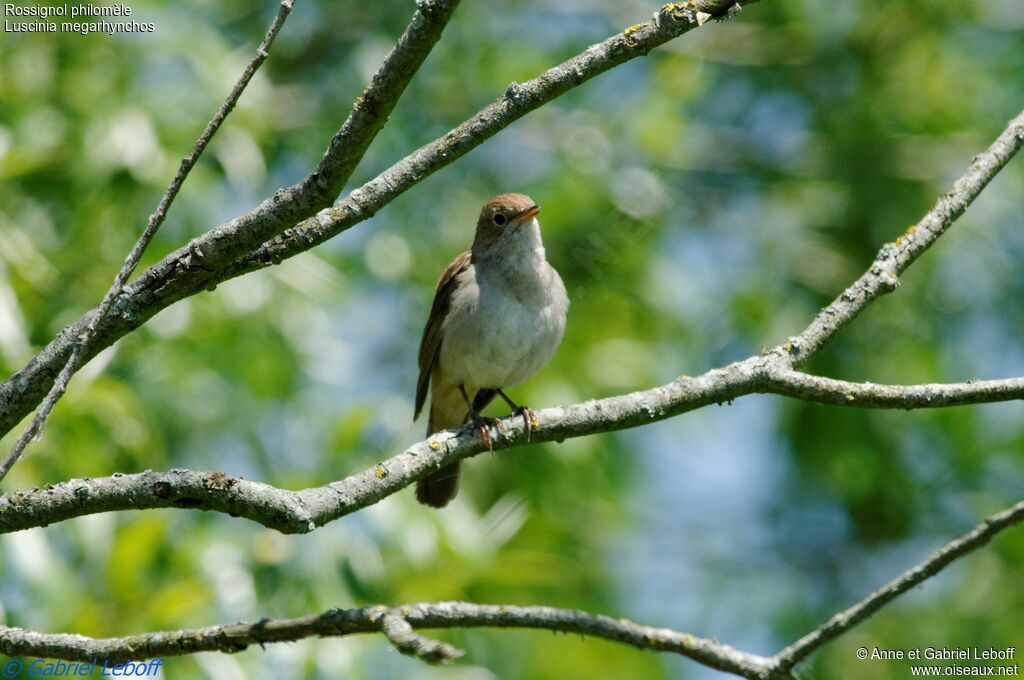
[414, 250, 472, 421]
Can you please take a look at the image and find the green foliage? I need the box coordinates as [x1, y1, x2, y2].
[1, 0, 1023, 678]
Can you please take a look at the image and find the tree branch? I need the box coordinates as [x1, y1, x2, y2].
[2, 366, 1020, 535]
[770, 498, 1024, 672]
[380, 609, 464, 664]
[232, 1, 762, 270]
[3, 496, 1022, 678]
[1, 4, 1018, 676]
[0, 0, 754, 440]
[0, 602, 772, 679]
[3, 102, 1020, 528]
[764, 370, 1024, 409]
[783, 108, 1024, 368]
[0, 0, 463, 440]
[0, 0, 297, 483]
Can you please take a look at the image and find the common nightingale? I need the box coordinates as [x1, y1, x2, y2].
[413, 193, 569, 508]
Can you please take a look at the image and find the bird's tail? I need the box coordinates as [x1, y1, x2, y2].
[416, 379, 467, 508]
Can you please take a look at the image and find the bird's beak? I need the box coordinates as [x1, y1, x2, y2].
[511, 204, 540, 224]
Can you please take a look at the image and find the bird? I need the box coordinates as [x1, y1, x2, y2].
[413, 193, 569, 508]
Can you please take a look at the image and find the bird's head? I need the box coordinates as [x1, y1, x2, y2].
[472, 193, 542, 260]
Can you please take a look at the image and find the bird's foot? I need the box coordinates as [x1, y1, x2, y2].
[495, 389, 535, 442]
[513, 406, 535, 442]
[470, 412, 499, 454]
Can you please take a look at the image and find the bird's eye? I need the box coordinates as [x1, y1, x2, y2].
[492, 212, 508, 227]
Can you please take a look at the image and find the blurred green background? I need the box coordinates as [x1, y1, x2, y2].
[1, 0, 1023, 678]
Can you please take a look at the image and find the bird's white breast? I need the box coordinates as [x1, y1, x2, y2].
[439, 226, 568, 391]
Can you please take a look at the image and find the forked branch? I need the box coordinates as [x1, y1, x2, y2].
[0, 0, 755, 440]
[1, 368, 1021, 535]
[2, 498, 1021, 679]
[0, 0, 298, 482]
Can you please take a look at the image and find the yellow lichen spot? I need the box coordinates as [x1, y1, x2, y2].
[402, 607, 412, 616]
[784, 341, 795, 353]
[661, 1, 688, 11]
[529, 414, 540, 431]
[624, 23, 645, 35]
[429, 440, 441, 451]
[374, 464, 387, 479]
[906, 224, 917, 235]
[845, 394, 855, 402]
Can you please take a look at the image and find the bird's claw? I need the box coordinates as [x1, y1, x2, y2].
[470, 413, 497, 454]
[515, 406, 534, 442]
[495, 389, 536, 442]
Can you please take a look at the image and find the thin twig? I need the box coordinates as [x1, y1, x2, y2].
[0, 0, 297, 481]
[771, 498, 1024, 671]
